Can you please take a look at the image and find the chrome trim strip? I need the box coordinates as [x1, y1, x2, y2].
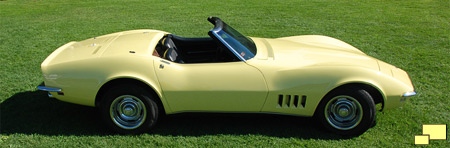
[402, 91, 416, 97]
[37, 86, 62, 92]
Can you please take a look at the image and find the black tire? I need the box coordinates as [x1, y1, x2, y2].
[99, 84, 159, 134]
[315, 87, 376, 136]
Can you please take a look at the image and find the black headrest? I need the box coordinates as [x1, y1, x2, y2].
[163, 35, 175, 49]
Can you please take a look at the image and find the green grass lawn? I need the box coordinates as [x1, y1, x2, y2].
[1, 0, 449, 147]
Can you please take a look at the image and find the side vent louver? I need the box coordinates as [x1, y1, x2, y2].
[301, 95, 306, 108]
[278, 94, 306, 108]
[278, 95, 283, 107]
[293, 95, 299, 107]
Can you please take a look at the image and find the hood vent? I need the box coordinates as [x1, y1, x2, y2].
[92, 46, 102, 54]
[278, 94, 306, 108]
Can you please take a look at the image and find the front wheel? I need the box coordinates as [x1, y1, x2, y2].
[316, 87, 376, 136]
[99, 84, 159, 134]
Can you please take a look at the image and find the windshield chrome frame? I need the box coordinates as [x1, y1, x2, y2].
[209, 29, 247, 62]
[207, 17, 257, 62]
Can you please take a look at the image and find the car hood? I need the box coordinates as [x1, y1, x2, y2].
[248, 35, 414, 94]
[249, 35, 379, 71]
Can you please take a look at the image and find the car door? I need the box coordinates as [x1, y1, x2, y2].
[154, 58, 268, 113]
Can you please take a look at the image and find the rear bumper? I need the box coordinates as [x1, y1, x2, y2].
[37, 86, 62, 98]
[37, 86, 62, 92]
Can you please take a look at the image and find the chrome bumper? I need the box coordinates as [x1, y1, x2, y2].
[400, 91, 416, 102]
[37, 86, 62, 98]
[402, 91, 417, 97]
[37, 86, 62, 92]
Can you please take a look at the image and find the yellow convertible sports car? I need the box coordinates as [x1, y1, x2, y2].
[38, 17, 415, 136]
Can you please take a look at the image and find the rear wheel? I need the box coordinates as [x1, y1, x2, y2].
[99, 84, 159, 134]
[316, 87, 376, 136]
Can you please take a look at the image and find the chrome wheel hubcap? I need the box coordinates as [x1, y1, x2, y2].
[110, 95, 147, 129]
[325, 95, 363, 130]
[338, 108, 349, 117]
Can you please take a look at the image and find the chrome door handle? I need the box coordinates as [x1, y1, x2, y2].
[160, 60, 170, 65]
[159, 64, 164, 69]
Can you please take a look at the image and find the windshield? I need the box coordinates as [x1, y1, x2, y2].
[208, 17, 257, 61]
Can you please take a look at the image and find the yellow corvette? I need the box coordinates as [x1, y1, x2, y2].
[38, 17, 415, 136]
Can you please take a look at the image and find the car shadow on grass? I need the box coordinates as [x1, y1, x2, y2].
[1, 90, 346, 139]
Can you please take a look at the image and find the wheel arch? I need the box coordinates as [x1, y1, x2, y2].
[95, 77, 167, 115]
[319, 82, 385, 114]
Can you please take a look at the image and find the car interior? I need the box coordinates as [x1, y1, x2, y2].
[154, 34, 240, 63]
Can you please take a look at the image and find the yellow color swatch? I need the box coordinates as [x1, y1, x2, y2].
[414, 135, 429, 145]
[422, 124, 447, 140]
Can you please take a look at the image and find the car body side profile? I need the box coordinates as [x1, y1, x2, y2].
[38, 17, 416, 136]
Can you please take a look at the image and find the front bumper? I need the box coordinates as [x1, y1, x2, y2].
[399, 91, 417, 102]
[402, 91, 417, 97]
